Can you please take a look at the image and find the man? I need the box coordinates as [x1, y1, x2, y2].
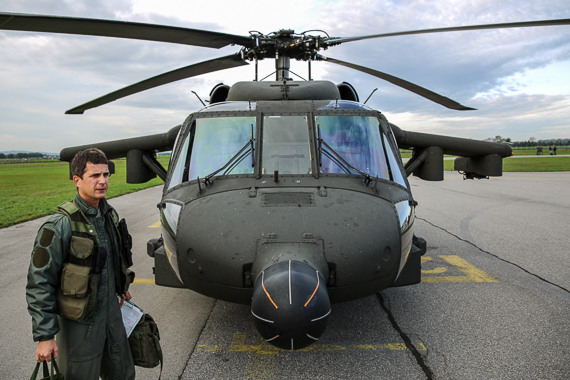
[26, 148, 136, 379]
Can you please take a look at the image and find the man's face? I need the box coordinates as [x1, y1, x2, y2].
[73, 162, 110, 207]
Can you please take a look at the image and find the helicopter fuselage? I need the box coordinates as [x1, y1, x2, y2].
[147, 84, 425, 348]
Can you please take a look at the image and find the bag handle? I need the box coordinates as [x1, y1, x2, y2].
[30, 355, 61, 380]
[154, 334, 163, 380]
[50, 355, 61, 377]
[30, 361, 49, 380]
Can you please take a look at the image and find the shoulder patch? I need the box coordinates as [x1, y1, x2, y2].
[32, 247, 50, 268]
[39, 228, 55, 247]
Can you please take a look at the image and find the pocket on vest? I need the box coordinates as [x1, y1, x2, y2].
[57, 263, 98, 321]
[70, 236, 94, 259]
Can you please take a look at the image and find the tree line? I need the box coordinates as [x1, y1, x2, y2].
[0, 152, 54, 159]
[511, 138, 569, 148]
[485, 136, 569, 147]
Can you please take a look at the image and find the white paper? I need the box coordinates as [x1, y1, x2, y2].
[121, 300, 143, 337]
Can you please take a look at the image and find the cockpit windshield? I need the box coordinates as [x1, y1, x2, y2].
[316, 115, 390, 179]
[167, 111, 403, 190]
[188, 117, 256, 180]
[262, 115, 311, 175]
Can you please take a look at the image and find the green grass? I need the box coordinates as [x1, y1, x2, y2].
[511, 147, 569, 156]
[1, 154, 568, 228]
[443, 156, 570, 172]
[0, 157, 169, 228]
[402, 147, 569, 157]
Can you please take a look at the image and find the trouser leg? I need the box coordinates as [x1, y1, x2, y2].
[56, 317, 105, 380]
[100, 300, 136, 380]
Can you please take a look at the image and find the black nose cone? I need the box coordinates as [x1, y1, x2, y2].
[251, 260, 331, 350]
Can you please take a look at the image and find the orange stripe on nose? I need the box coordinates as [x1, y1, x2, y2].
[262, 272, 278, 309]
[304, 272, 320, 307]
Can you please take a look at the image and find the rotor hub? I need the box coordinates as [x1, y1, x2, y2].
[241, 30, 327, 62]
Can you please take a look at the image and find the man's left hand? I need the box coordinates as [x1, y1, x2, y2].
[119, 291, 132, 307]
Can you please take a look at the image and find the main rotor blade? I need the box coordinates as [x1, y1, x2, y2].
[326, 19, 570, 46]
[66, 54, 248, 114]
[0, 12, 252, 48]
[317, 55, 475, 111]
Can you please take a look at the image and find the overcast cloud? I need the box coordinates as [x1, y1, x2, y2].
[0, 0, 569, 153]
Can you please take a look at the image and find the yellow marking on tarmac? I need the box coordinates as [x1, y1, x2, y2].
[148, 221, 161, 228]
[196, 333, 426, 354]
[196, 344, 222, 352]
[230, 333, 280, 355]
[421, 256, 448, 274]
[352, 343, 426, 351]
[133, 278, 155, 285]
[221, 333, 427, 379]
[230, 333, 247, 348]
[232, 333, 279, 379]
[421, 255, 498, 283]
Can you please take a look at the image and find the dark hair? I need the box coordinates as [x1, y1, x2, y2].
[70, 148, 108, 178]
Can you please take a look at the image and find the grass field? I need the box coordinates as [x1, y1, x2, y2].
[0, 157, 168, 228]
[400, 146, 570, 158]
[1, 154, 568, 228]
[511, 147, 569, 156]
[443, 156, 570, 172]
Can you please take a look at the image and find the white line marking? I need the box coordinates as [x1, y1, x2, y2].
[311, 309, 331, 322]
[251, 310, 274, 324]
[307, 333, 319, 341]
[289, 260, 292, 305]
[265, 335, 280, 342]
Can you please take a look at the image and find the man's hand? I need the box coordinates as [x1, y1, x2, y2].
[119, 290, 132, 307]
[36, 339, 58, 362]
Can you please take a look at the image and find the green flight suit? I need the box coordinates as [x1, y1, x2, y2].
[26, 194, 135, 380]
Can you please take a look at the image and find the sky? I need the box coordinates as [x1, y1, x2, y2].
[0, 0, 569, 153]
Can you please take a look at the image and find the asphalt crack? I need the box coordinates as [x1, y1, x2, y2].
[417, 216, 569, 294]
[376, 293, 435, 380]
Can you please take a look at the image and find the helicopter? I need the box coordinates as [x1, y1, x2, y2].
[2, 12, 569, 350]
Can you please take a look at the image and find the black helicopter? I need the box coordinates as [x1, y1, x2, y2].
[2, 13, 568, 350]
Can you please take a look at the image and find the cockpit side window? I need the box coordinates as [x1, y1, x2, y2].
[167, 129, 191, 190]
[187, 117, 256, 180]
[382, 133, 408, 188]
[316, 115, 390, 179]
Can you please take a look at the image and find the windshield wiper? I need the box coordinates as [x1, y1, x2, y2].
[318, 126, 372, 183]
[203, 125, 255, 184]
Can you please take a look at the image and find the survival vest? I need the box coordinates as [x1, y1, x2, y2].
[55, 200, 133, 321]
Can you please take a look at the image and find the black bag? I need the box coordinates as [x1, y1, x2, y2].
[128, 313, 163, 378]
[30, 355, 64, 380]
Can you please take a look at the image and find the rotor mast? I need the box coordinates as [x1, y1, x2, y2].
[276, 55, 291, 81]
[273, 29, 296, 81]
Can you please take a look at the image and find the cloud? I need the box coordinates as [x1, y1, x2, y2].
[0, 0, 569, 153]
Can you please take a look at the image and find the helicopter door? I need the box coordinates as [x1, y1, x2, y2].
[316, 115, 390, 179]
